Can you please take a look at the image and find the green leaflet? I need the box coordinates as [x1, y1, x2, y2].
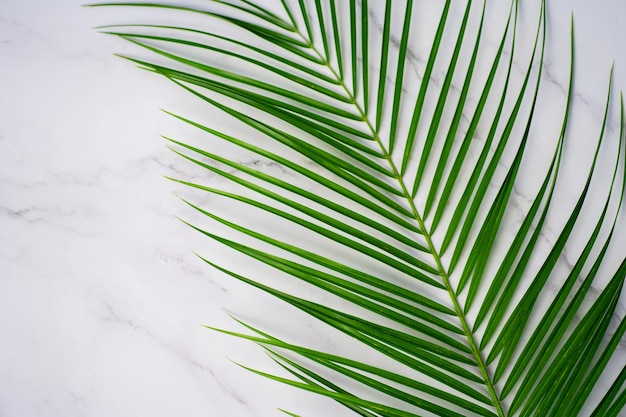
[93, 1, 626, 416]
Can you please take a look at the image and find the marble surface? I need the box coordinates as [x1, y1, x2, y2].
[2, 1, 626, 416]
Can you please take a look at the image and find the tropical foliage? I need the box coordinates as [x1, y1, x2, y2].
[91, 0, 626, 415]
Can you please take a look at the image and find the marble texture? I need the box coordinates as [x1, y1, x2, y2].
[1, 0, 626, 416]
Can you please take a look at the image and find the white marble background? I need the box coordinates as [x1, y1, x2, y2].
[1, 0, 626, 416]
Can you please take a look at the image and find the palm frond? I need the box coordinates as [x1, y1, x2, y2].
[92, 1, 626, 415]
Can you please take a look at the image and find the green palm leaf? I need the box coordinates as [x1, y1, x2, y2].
[90, 1, 626, 415]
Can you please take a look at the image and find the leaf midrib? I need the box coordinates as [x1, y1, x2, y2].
[294, 27, 506, 417]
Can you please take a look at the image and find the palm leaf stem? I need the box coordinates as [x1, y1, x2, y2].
[292, 13, 506, 417]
